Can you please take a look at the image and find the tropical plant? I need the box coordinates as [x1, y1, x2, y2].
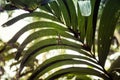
[1, 0, 120, 80]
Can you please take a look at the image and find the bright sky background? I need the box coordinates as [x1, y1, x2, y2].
[0, 10, 30, 79]
[0, 10, 29, 42]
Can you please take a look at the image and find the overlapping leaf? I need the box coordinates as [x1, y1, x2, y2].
[2, 12, 60, 27]
[27, 54, 103, 80]
[45, 67, 110, 80]
[98, 0, 120, 67]
[7, 21, 68, 44]
[18, 38, 93, 74]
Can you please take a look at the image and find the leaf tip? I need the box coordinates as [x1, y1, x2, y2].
[2, 24, 8, 27]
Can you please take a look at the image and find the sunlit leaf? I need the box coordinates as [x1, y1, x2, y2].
[27, 54, 101, 80]
[2, 12, 59, 27]
[7, 21, 68, 44]
[19, 38, 92, 74]
[45, 67, 110, 80]
[15, 28, 75, 60]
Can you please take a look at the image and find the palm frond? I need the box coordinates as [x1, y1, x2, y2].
[98, 0, 120, 67]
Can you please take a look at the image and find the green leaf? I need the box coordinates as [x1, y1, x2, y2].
[77, 0, 101, 49]
[66, 74, 91, 80]
[15, 28, 74, 60]
[98, 0, 120, 67]
[4, 53, 15, 61]
[77, 3, 85, 42]
[39, 3, 53, 13]
[85, 0, 100, 48]
[22, 38, 83, 58]
[7, 21, 68, 44]
[19, 38, 92, 73]
[2, 12, 59, 27]
[63, 0, 78, 31]
[48, 1, 61, 19]
[27, 54, 100, 80]
[2, 4, 18, 11]
[45, 67, 110, 80]
[57, 0, 71, 26]
[28, 60, 101, 80]
[9, 0, 39, 11]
